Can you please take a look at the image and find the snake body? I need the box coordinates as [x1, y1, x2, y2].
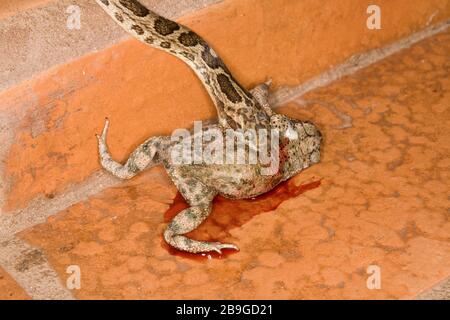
[96, 0, 272, 130]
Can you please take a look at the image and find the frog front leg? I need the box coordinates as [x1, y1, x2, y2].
[96, 118, 169, 179]
[163, 173, 239, 254]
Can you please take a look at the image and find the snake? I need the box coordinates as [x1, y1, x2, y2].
[95, 0, 274, 131]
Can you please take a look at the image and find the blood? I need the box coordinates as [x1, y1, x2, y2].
[162, 178, 321, 260]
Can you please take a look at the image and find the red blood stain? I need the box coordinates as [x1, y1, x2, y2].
[162, 178, 321, 260]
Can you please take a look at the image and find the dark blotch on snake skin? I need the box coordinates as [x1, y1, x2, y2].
[160, 41, 171, 49]
[145, 36, 154, 44]
[131, 25, 144, 35]
[114, 12, 124, 23]
[154, 17, 180, 36]
[119, 0, 150, 17]
[201, 46, 224, 70]
[217, 74, 242, 103]
[181, 52, 195, 62]
[99, 0, 109, 5]
[178, 31, 200, 47]
[244, 97, 254, 108]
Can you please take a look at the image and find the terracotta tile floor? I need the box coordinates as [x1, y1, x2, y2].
[0, 267, 30, 299]
[14, 30, 450, 299]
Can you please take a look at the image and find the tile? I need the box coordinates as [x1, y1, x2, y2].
[0, 267, 30, 300]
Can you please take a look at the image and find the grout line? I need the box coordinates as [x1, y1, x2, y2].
[0, 236, 74, 300]
[0, 171, 120, 242]
[269, 19, 450, 107]
[415, 276, 450, 300]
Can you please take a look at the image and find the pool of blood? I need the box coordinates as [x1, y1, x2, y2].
[162, 178, 321, 260]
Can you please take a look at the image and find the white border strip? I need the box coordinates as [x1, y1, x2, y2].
[0, 236, 74, 300]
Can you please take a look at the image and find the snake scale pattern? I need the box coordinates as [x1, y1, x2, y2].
[97, 0, 273, 130]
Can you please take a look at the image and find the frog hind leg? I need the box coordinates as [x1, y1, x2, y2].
[163, 170, 239, 254]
